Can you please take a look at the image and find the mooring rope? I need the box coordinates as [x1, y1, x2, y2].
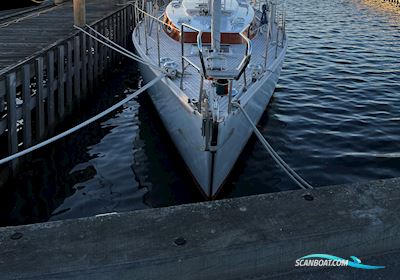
[0, 22, 168, 166]
[83, 24, 147, 65]
[74, 25, 164, 73]
[233, 102, 313, 190]
[0, 75, 164, 166]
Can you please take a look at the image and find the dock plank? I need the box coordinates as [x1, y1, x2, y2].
[0, 0, 129, 75]
[1, 179, 400, 279]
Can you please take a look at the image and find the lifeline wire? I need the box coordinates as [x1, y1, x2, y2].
[233, 102, 313, 190]
[84, 24, 147, 65]
[74, 25, 163, 72]
[0, 75, 164, 166]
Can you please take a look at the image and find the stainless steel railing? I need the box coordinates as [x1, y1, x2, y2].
[134, 3, 253, 80]
[133, 0, 286, 114]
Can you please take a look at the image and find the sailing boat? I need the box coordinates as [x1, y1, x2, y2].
[132, 0, 287, 198]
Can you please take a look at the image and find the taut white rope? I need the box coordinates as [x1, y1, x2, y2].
[233, 102, 313, 190]
[83, 24, 150, 67]
[74, 25, 163, 72]
[0, 75, 164, 166]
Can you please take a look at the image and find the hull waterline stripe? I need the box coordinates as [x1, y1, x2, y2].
[0, 75, 165, 166]
[233, 102, 313, 190]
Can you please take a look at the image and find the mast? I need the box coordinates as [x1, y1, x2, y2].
[211, 0, 221, 53]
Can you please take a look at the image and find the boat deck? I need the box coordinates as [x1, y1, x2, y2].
[135, 11, 283, 116]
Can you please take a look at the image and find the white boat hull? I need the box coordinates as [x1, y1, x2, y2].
[137, 63, 213, 197]
[135, 39, 286, 197]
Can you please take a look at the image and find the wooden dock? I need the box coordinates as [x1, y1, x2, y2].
[1, 178, 400, 279]
[0, 0, 135, 182]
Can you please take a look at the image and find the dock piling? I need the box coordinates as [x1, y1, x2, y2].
[73, 0, 86, 27]
[6, 73, 18, 172]
[35, 57, 45, 140]
[73, 36, 81, 106]
[88, 36, 94, 95]
[66, 41, 74, 114]
[22, 64, 32, 149]
[0, 96, 4, 114]
[80, 32, 88, 98]
[47, 50, 56, 131]
[57, 45, 66, 119]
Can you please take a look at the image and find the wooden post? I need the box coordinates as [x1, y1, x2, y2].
[106, 18, 111, 74]
[0, 93, 4, 113]
[0, 78, 5, 114]
[118, 12, 122, 55]
[111, 15, 116, 64]
[99, 22, 105, 79]
[73, 0, 86, 27]
[22, 64, 32, 149]
[74, 36, 81, 106]
[35, 57, 45, 140]
[131, 3, 135, 34]
[6, 73, 18, 172]
[58, 45, 65, 119]
[66, 40, 73, 113]
[47, 50, 56, 129]
[80, 33, 87, 98]
[93, 27, 99, 82]
[88, 36, 94, 95]
[123, 8, 127, 48]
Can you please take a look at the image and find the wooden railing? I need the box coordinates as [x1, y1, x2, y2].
[0, 4, 135, 174]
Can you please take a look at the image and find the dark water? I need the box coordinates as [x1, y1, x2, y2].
[1, 0, 400, 226]
[227, 0, 400, 195]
